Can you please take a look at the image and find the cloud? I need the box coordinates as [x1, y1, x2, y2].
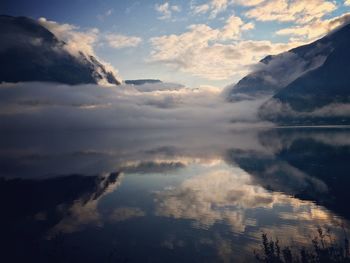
[245, 0, 337, 24]
[171, 5, 181, 12]
[191, 0, 233, 18]
[276, 12, 350, 41]
[97, 9, 114, 21]
[149, 17, 300, 80]
[209, 0, 232, 18]
[0, 80, 277, 133]
[155, 2, 181, 20]
[38, 17, 121, 82]
[346, 0, 350, 6]
[233, 0, 264, 6]
[232, 50, 328, 96]
[38, 17, 99, 57]
[260, 99, 350, 121]
[105, 34, 142, 49]
[192, 4, 210, 14]
[220, 16, 255, 40]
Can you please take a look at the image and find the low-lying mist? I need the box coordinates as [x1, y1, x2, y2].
[0, 82, 272, 130]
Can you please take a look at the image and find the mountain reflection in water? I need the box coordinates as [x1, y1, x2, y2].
[0, 127, 349, 263]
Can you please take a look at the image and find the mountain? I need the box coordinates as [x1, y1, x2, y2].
[260, 24, 350, 125]
[228, 36, 332, 101]
[125, 79, 162, 85]
[228, 22, 350, 125]
[0, 15, 120, 85]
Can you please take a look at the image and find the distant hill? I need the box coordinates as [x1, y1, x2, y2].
[125, 79, 162, 85]
[0, 15, 120, 85]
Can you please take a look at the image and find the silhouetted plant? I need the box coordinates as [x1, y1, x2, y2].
[254, 227, 350, 263]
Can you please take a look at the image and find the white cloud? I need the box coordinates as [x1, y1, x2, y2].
[191, 0, 233, 18]
[346, 0, 350, 6]
[149, 16, 300, 80]
[245, 0, 337, 24]
[38, 17, 144, 81]
[106, 9, 113, 16]
[233, 0, 264, 6]
[125, 2, 140, 14]
[38, 17, 121, 82]
[105, 34, 142, 49]
[97, 9, 114, 21]
[261, 99, 350, 120]
[192, 4, 210, 14]
[155, 2, 181, 20]
[38, 17, 99, 57]
[209, 0, 232, 18]
[276, 12, 350, 41]
[171, 5, 181, 12]
[220, 16, 254, 40]
[0, 81, 271, 131]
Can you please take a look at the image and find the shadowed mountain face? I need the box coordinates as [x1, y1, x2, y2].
[271, 36, 350, 112]
[0, 15, 120, 85]
[259, 25, 350, 125]
[228, 22, 350, 125]
[228, 30, 334, 101]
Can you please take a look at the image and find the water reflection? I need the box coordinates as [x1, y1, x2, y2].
[46, 172, 124, 237]
[0, 128, 262, 177]
[228, 128, 350, 219]
[0, 127, 349, 262]
[153, 160, 346, 261]
[154, 165, 341, 234]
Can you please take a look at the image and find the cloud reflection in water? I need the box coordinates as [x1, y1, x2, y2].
[154, 161, 345, 244]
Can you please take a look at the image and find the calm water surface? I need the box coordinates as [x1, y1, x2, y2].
[1, 128, 350, 262]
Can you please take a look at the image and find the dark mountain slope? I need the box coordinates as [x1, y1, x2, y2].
[259, 24, 350, 124]
[228, 33, 333, 101]
[268, 29, 350, 111]
[0, 15, 120, 85]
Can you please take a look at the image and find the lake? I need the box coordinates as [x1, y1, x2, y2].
[1, 127, 349, 262]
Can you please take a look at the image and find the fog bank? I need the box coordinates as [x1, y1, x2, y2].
[0, 82, 272, 130]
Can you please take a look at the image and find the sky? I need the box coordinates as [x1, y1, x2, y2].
[2, 0, 350, 88]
